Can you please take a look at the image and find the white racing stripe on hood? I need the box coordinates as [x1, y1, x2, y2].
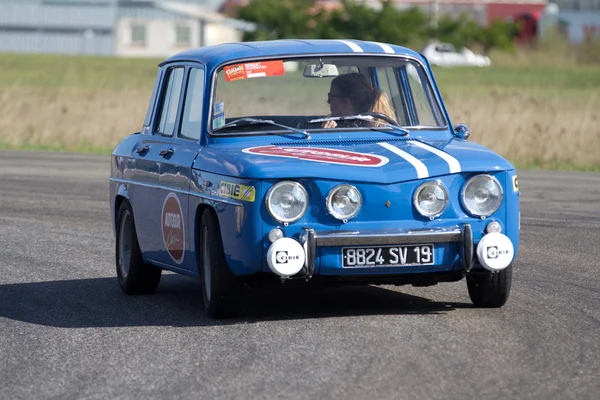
[378, 142, 429, 179]
[336, 40, 364, 52]
[410, 141, 461, 173]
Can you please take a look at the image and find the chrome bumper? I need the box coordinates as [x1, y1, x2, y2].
[299, 224, 473, 279]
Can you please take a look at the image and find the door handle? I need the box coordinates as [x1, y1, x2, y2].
[159, 148, 174, 157]
[135, 145, 149, 154]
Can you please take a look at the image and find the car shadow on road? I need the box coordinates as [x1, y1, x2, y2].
[0, 274, 472, 328]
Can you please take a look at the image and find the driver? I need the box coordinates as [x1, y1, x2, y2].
[324, 72, 396, 128]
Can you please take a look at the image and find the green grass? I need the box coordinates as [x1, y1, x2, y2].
[515, 160, 600, 173]
[432, 64, 600, 91]
[0, 53, 160, 89]
[1, 53, 599, 171]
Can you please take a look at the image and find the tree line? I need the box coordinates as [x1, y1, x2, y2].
[236, 0, 519, 54]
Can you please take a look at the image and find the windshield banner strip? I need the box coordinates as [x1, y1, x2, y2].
[378, 142, 429, 179]
[410, 141, 461, 173]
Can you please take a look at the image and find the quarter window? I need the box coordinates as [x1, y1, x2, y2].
[156, 68, 184, 137]
[180, 68, 205, 140]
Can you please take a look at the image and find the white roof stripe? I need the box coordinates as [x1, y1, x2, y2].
[410, 141, 461, 174]
[378, 142, 429, 179]
[370, 41, 395, 54]
[336, 40, 364, 52]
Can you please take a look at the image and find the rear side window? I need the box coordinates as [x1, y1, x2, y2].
[156, 67, 184, 136]
[180, 68, 205, 140]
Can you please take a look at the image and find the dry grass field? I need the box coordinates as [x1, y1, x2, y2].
[0, 52, 599, 170]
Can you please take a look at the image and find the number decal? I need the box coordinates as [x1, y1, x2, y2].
[421, 246, 432, 263]
[356, 249, 365, 265]
[346, 249, 355, 266]
[376, 248, 384, 264]
[366, 248, 375, 265]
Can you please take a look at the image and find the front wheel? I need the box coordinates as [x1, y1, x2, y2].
[200, 210, 243, 319]
[116, 201, 162, 294]
[466, 264, 512, 308]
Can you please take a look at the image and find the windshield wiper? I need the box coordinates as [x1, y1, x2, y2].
[213, 117, 310, 139]
[308, 114, 410, 136]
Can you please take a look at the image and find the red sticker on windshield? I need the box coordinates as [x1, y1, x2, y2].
[224, 61, 285, 82]
[242, 146, 389, 167]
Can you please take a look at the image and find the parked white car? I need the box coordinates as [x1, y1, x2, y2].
[422, 42, 491, 67]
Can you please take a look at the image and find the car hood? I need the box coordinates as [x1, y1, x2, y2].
[194, 137, 514, 184]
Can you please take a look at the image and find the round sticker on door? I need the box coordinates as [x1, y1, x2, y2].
[161, 192, 185, 264]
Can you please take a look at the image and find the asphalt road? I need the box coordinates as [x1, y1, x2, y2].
[1, 150, 599, 400]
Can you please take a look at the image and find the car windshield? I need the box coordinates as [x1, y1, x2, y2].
[210, 56, 446, 135]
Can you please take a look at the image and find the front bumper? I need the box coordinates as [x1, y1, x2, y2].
[297, 224, 474, 279]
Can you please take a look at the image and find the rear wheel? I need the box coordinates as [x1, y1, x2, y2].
[200, 210, 243, 319]
[467, 264, 512, 308]
[116, 201, 162, 294]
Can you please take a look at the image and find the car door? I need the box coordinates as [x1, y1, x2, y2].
[155, 65, 206, 272]
[140, 65, 187, 268]
[124, 69, 164, 254]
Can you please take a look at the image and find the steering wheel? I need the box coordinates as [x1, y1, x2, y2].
[366, 112, 398, 125]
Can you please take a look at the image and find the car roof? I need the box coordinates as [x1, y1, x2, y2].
[160, 39, 423, 69]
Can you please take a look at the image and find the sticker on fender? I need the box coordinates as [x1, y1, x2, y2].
[242, 145, 389, 167]
[218, 181, 256, 202]
[224, 60, 285, 82]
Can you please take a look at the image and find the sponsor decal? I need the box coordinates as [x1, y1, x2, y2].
[476, 232, 514, 272]
[218, 181, 256, 202]
[512, 175, 519, 192]
[266, 238, 306, 277]
[224, 65, 244, 81]
[242, 145, 388, 167]
[275, 251, 301, 264]
[224, 60, 285, 82]
[486, 246, 510, 259]
[161, 192, 185, 264]
[213, 102, 225, 130]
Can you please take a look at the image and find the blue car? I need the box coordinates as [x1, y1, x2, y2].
[110, 39, 520, 318]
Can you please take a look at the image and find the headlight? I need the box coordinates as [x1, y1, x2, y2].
[326, 184, 362, 221]
[462, 174, 503, 217]
[266, 181, 308, 224]
[413, 181, 448, 218]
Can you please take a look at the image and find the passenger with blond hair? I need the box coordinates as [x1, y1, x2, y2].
[324, 72, 397, 128]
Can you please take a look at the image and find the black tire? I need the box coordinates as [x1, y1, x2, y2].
[116, 201, 162, 294]
[467, 264, 512, 308]
[199, 209, 243, 319]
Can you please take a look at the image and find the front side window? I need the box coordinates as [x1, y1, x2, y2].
[403, 64, 441, 126]
[180, 68, 205, 140]
[211, 56, 445, 135]
[156, 68, 184, 137]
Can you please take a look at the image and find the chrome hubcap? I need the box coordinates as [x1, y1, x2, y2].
[202, 226, 212, 302]
[118, 210, 132, 278]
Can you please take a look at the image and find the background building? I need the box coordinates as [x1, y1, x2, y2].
[0, 0, 254, 57]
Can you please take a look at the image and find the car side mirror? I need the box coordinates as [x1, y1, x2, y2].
[453, 124, 470, 140]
